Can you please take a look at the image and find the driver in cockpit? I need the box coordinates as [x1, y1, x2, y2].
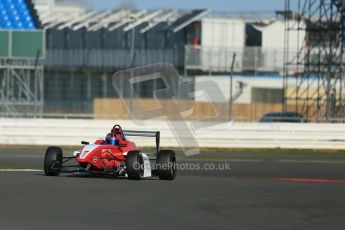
[105, 132, 119, 145]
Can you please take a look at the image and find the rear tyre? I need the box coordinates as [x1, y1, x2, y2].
[157, 150, 177, 180]
[125, 151, 144, 180]
[44, 146, 63, 176]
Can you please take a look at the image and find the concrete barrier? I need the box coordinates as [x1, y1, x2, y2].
[0, 118, 345, 149]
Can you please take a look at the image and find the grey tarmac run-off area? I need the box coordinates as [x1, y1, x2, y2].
[0, 147, 345, 230]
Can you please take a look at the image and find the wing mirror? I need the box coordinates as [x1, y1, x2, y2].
[81, 141, 89, 145]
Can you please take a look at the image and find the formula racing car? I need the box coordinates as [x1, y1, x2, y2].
[44, 125, 176, 180]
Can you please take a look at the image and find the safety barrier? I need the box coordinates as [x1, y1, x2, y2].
[0, 118, 345, 149]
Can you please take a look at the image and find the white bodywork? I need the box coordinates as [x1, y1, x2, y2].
[79, 144, 100, 159]
[141, 153, 152, 178]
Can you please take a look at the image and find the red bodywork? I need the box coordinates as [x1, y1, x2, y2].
[76, 128, 137, 170]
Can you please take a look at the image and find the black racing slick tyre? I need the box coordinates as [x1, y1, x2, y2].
[125, 151, 144, 180]
[157, 150, 177, 180]
[44, 146, 63, 176]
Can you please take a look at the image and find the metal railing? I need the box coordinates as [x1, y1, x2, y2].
[185, 45, 299, 73]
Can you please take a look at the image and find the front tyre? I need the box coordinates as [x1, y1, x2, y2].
[157, 150, 177, 180]
[125, 151, 144, 180]
[44, 146, 63, 176]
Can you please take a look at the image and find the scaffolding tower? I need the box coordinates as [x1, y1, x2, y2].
[284, 0, 345, 122]
[0, 29, 45, 118]
[0, 58, 44, 118]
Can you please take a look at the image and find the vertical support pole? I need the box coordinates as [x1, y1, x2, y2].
[229, 53, 236, 121]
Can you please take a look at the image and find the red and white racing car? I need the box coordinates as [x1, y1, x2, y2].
[44, 125, 176, 180]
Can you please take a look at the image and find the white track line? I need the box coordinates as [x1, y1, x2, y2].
[0, 169, 43, 172]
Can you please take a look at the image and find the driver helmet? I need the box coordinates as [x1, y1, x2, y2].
[105, 133, 118, 145]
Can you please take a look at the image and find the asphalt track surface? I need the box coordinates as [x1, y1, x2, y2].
[1, 148, 345, 230]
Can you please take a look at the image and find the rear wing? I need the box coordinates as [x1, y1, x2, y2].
[123, 130, 160, 154]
